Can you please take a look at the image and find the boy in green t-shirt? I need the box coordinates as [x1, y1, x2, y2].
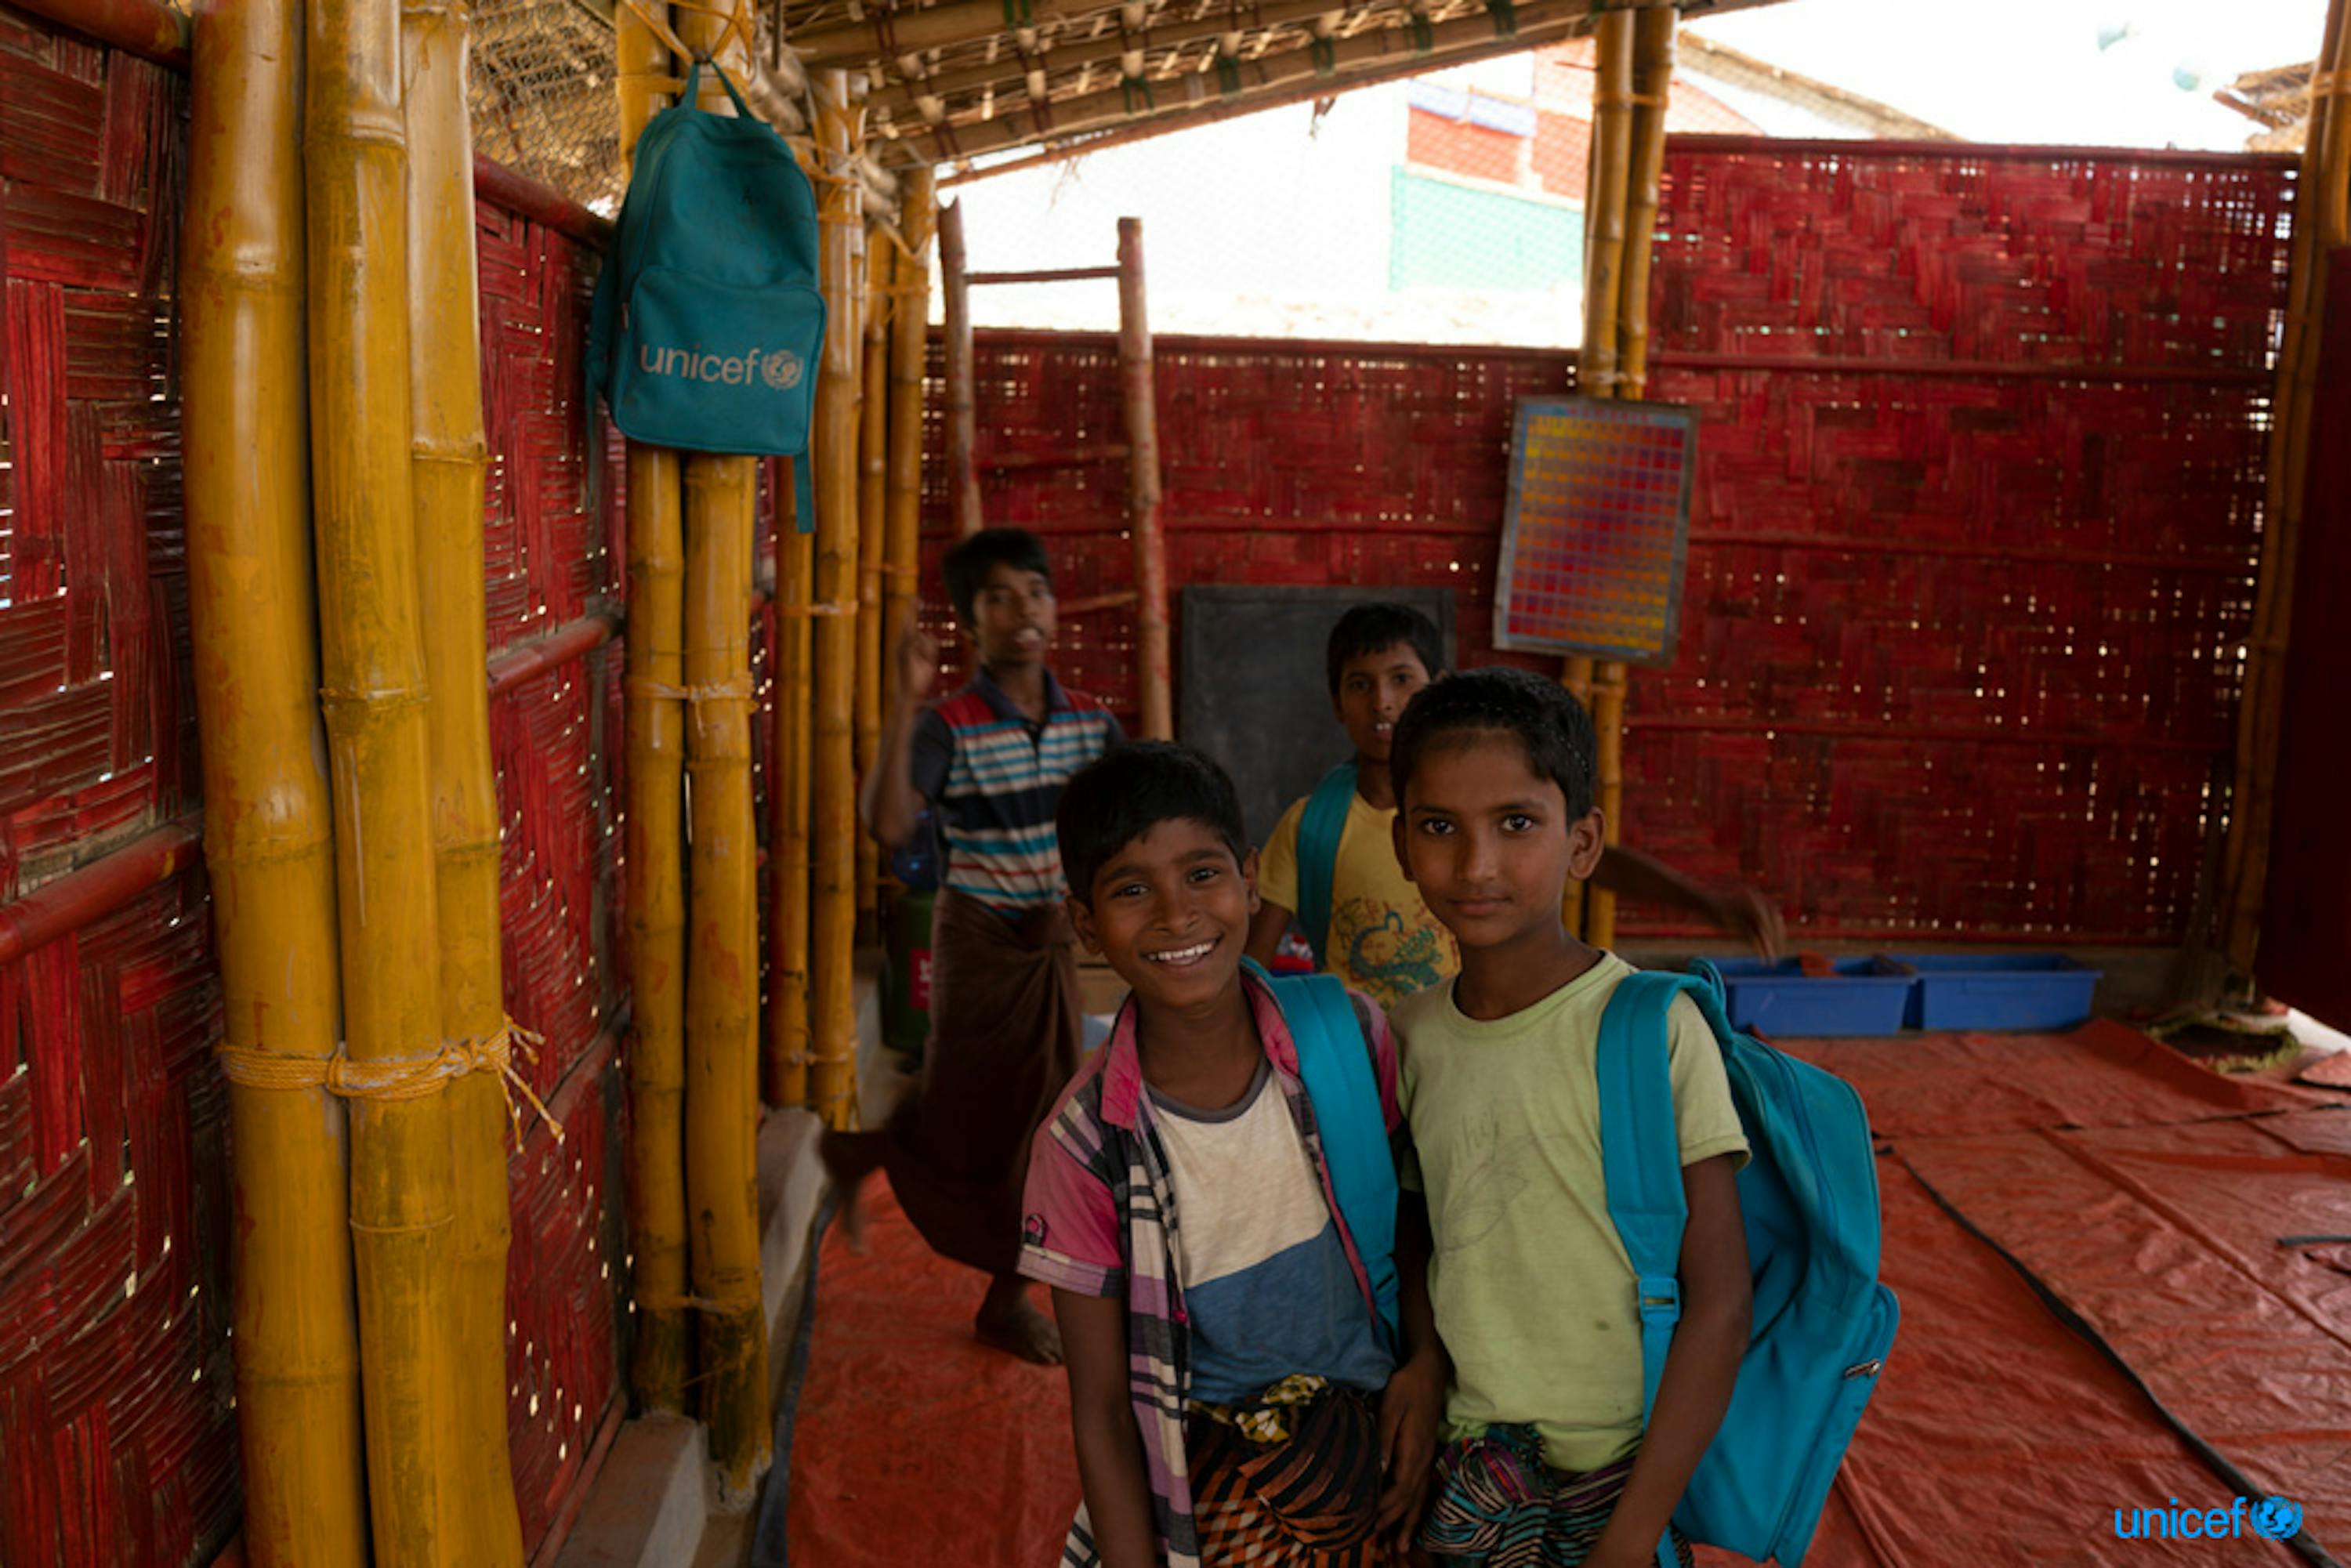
[1386, 666, 1751, 1567]
[1246, 603, 1781, 1009]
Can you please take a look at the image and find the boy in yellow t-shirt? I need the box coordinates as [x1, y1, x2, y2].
[1387, 666, 1751, 1567]
[1247, 603, 1780, 1009]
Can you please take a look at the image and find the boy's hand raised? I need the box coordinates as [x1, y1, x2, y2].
[1375, 1348, 1446, 1549]
[896, 625, 940, 704]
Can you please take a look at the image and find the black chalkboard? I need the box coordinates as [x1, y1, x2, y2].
[1178, 585, 1457, 849]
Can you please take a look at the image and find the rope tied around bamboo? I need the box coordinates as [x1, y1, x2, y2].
[216, 1019, 565, 1145]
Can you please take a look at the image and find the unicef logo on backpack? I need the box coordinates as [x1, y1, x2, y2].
[636, 342, 805, 395]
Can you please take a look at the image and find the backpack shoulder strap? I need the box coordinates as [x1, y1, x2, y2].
[1597, 966, 1707, 1568]
[1293, 762, 1359, 969]
[1256, 962, 1401, 1350]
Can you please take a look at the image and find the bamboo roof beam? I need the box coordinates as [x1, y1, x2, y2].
[902, 0, 1645, 163]
[795, 0, 1712, 71]
[869, 0, 1357, 118]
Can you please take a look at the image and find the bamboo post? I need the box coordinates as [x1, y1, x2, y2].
[940, 197, 984, 537]
[306, 0, 463, 1558]
[810, 71, 864, 1129]
[614, 0, 668, 177]
[768, 465, 817, 1104]
[183, 3, 370, 1562]
[404, 2, 523, 1561]
[1117, 217, 1173, 741]
[623, 447, 693, 1409]
[616, 0, 692, 1417]
[682, 453, 773, 1499]
[2220, 0, 2351, 976]
[856, 227, 893, 929]
[1616, 6, 1675, 401]
[882, 168, 937, 695]
[1560, 656, 1593, 940]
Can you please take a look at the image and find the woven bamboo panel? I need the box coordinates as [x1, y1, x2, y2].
[476, 195, 627, 1557]
[0, 13, 237, 1566]
[919, 140, 2287, 943]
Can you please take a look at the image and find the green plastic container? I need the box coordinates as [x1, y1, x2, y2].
[882, 889, 936, 1061]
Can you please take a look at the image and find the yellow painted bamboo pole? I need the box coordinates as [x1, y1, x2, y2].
[810, 70, 865, 1129]
[306, 0, 462, 1559]
[184, 4, 370, 1562]
[672, 0, 770, 1497]
[857, 228, 892, 928]
[615, 0, 669, 175]
[683, 453, 773, 1498]
[768, 468, 817, 1105]
[882, 169, 936, 700]
[1617, 6, 1675, 402]
[1581, 8, 1635, 398]
[624, 447, 694, 1407]
[940, 197, 984, 537]
[403, 3, 523, 1561]
[1566, 9, 1635, 950]
[615, 1, 693, 1413]
[2220, 0, 2351, 976]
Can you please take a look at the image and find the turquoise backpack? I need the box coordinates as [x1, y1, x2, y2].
[1597, 964, 1899, 1567]
[1250, 961, 1401, 1352]
[1293, 762, 1360, 967]
[586, 61, 824, 523]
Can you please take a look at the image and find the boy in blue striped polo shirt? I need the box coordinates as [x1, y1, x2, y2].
[823, 527, 1124, 1363]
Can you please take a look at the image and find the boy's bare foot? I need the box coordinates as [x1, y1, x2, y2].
[976, 1278, 1063, 1364]
[817, 1129, 878, 1254]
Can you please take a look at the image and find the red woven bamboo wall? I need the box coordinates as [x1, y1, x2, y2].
[923, 139, 2291, 945]
[0, 5, 632, 1561]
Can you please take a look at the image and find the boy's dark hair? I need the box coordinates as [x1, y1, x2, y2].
[942, 527, 1052, 624]
[1327, 601, 1447, 697]
[1056, 742, 1249, 903]
[1389, 665, 1598, 818]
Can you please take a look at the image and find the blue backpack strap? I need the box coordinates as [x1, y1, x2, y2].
[1596, 968, 1704, 1568]
[1293, 762, 1358, 968]
[1253, 961, 1402, 1350]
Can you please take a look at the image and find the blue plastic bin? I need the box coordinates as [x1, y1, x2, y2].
[1700, 958, 1914, 1037]
[1886, 954, 2100, 1032]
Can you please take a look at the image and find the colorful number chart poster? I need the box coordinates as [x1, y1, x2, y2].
[1493, 397, 1696, 665]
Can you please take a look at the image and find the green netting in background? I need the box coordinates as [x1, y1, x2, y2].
[1388, 166, 1584, 292]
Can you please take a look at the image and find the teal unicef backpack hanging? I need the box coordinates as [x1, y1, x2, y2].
[586, 60, 825, 520]
[1596, 965, 1900, 1568]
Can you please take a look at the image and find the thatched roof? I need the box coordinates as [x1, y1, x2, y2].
[2215, 60, 2312, 153]
[1675, 33, 1958, 141]
[467, 0, 1796, 212]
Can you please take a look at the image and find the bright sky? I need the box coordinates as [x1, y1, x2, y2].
[1691, 0, 2327, 150]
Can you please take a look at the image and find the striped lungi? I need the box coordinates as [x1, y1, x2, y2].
[1419, 1423, 1694, 1568]
[1186, 1375, 1383, 1565]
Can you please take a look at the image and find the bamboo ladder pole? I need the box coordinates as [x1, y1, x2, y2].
[183, 3, 371, 1562]
[856, 220, 893, 929]
[306, 0, 465, 1558]
[883, 169, 938, 682]
[2219, 0, 2351, 978]
[940, 197, 984, 535]
[614, 1, 692, 1413]
[1563, 6, 1633, 944]
[810, 70, 867, 1128]
[1117, 218, 1173, 740]
[1581, 5, 1671, 954]
[403, 5, 525, 1560]
[676, 0, 772, 1497]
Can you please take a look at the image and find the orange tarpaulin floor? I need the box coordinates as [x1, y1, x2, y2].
[764, 1024, 2350, 1567]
